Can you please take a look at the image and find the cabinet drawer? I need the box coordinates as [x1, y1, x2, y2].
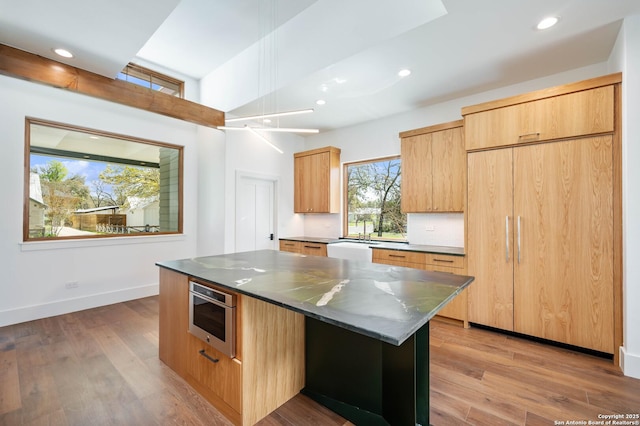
[279, 240, 301, 253]
[372, 249, 427, 265]
[426, 254, 464, 269]
[187, 335, 242, 412]
[300, 242, 327, 257]
[465, 85, 615, 150]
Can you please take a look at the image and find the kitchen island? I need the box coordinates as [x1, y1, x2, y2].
[157, 250, 473, 425]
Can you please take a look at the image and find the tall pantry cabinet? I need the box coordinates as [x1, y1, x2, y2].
[462, 74, 622, 356]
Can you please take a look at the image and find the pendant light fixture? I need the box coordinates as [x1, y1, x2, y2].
[218, 0, 318, 151]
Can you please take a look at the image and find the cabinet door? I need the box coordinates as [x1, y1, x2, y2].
[401, 133, 432, 212]
[431, 126, 465, 212]
[513, 137, 613, 353]
[294, 155, 312, 213]
[467, 149, 514, 330]
[465, 86, 615, 150]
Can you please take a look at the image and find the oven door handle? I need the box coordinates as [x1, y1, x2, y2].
[191, 292, 232, 309]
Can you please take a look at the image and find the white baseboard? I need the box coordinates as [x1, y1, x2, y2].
[620, 346, 640, 379]
[0, 283, 159, 327]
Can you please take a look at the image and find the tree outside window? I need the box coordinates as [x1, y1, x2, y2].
[344, 157, 406, 240]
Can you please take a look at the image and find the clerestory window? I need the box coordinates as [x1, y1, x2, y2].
[117, 63, 184, 98]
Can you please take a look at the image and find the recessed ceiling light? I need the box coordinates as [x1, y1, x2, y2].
[537, 16, 559, 30]
[316, 99, 326, 105]
[398, 69, 411, 78]
[53, 48, 74, 58]
[263, 119, 272, 124]
[334, 78, 347, 84]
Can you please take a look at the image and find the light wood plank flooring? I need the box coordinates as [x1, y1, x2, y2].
[1, 297, 638, 425]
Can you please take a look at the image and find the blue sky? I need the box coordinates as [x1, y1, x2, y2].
[31, 154, 108, 183]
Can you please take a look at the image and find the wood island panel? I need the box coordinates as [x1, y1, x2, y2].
[158, 268, 189, 376]
[241, 297, 305, 425]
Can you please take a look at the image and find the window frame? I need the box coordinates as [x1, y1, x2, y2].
[117, 63, 185, 98]
[23, 117, 184, 242]
[342, 155, 406, 242]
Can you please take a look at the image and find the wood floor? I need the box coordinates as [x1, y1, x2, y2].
[1, 297, 639, 426]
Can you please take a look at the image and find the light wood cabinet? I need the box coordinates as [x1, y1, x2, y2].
[294, 146, 341, 213]
[372, 248, 468, 326]
[300, 242, 327, 256]
[158, 268, 305, 425]
[279, 240, 301, 253]
[464, 74, 620, 354]
[279, 240, 327, 256]
[463, 77, 617, 151]
[400, 120, 465, 213]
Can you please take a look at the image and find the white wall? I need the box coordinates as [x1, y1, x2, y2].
[0, 75, 202, 326]
[221, 130, 305, 254]
[610, 15, 640, 379]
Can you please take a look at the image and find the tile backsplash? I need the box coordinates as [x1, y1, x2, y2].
[301, 212, 464, 248]
[406, 213, 464, 247]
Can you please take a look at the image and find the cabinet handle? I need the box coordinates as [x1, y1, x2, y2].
[433, 258, 454, 263]
[518, 132, 540, 141]
[505, 216, 510, 262]
[199, 349, 219, 364]
[304, 245, 321, 249]
[517, 216, 521, 264]
[389, 254, 406, 258]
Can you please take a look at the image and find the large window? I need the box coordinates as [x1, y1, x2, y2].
[24, 118, 183, 241]
[343, 156, 406, 241]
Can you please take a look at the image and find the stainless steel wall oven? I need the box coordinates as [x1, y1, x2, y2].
[188, 280, 236, 358]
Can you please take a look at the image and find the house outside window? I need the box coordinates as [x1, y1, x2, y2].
[24, 118, 183, 241]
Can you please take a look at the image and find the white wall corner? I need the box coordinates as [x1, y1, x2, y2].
[620, 346, 640, 379]
[0, 283, 158, 328]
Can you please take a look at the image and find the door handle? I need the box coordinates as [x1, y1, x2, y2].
[269, 233, 274, 241]
[517, 216, 521, 264]
[505, 216, 510, 262]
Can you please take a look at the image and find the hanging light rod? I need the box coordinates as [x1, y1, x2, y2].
[245, 126, 284, 154]
[225, 108, 314, 123]
[218, 126, 319, 134]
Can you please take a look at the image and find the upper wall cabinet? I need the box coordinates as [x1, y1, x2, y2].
[400, 120, 465, 213]
[463, 75, 618, 151]
[294, 146, 341, 213]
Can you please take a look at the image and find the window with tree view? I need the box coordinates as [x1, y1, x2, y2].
[344, 156, 406, 241]
[24, 118, 182, 241]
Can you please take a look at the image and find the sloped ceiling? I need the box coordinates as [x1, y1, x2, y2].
[1, 0, 640, 131]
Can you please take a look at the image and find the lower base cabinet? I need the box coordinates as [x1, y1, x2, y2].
[279, 239, 328, 256]
[159, 267, 305, 425]
[372, 249, 468, 327]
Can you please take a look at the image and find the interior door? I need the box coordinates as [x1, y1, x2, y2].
[467, 148, 514, 330]
[513, 136, 614, 352]
[235, 175, 276, 252]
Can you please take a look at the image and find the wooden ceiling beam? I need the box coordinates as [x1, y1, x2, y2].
[0, 44, 225, 128]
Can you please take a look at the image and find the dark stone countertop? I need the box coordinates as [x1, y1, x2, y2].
[157, 249, 473, 346]
[279, 237, 465, 256]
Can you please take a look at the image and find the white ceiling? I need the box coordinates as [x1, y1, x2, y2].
[2, 0, 640, 132]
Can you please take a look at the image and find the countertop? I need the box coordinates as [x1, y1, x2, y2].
[279, 236, 465, 256]
[157, 249, 473, 346]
